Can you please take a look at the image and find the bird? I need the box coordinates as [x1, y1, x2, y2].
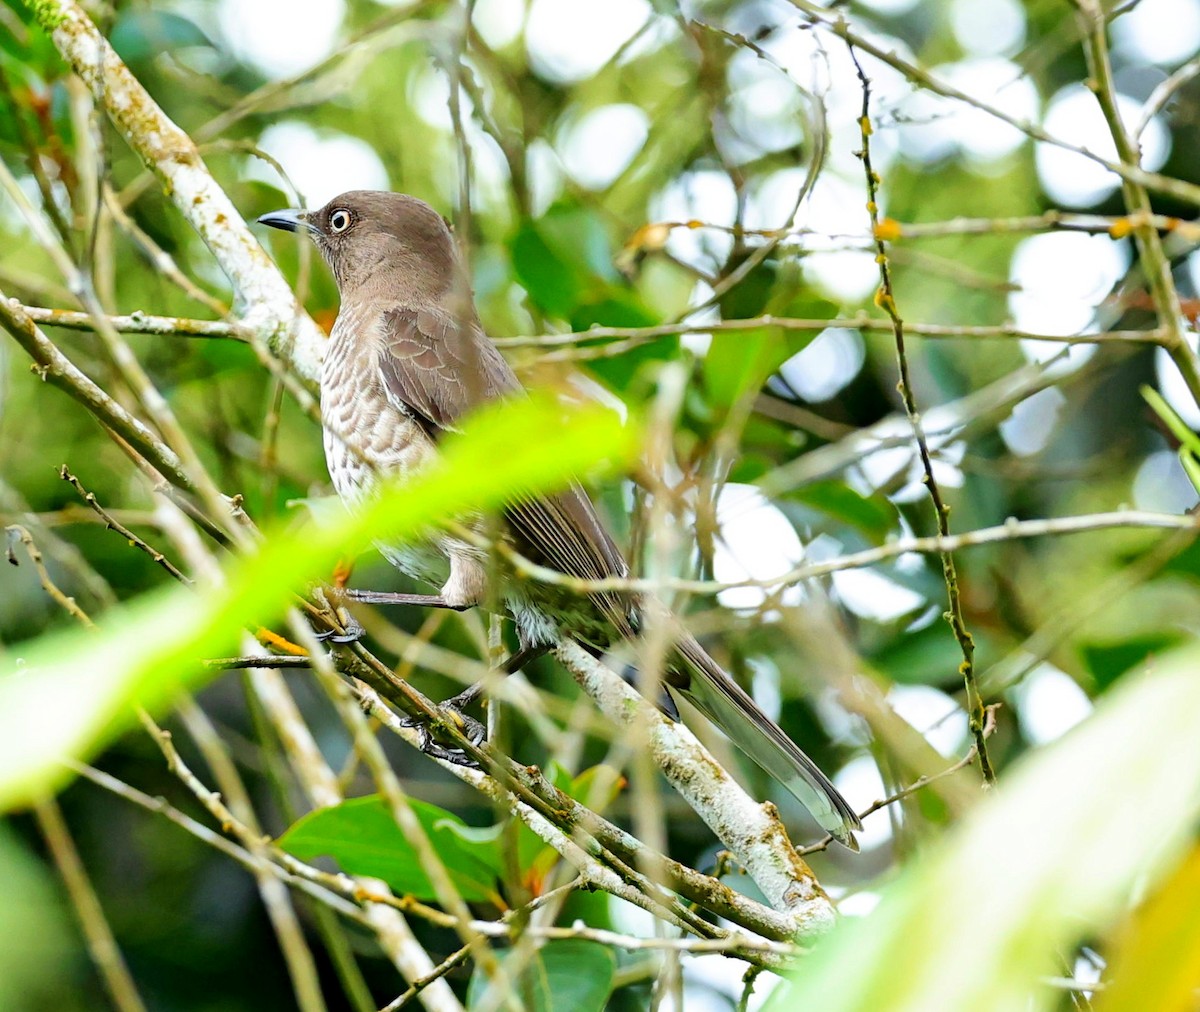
[257, 191, 861, 849]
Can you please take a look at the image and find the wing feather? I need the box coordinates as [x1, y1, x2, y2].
[376, 307, 632, 629]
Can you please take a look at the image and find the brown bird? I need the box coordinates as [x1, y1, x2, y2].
[258, 191, 861, 849]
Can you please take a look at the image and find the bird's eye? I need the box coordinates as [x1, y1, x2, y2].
[329, 209, 352, 233]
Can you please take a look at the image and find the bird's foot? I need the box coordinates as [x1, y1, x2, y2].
[402, 693, 487, 768]
[315, 610, 366, 644]
[408, 646, 548, 765]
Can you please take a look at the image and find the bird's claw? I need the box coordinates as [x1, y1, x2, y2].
[316, 612, 366, 644]
[401, 688, 487, 768]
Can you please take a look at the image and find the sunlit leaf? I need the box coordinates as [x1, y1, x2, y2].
[768, 641, 1200, 1012]
[1098, 845, 1200, 1011]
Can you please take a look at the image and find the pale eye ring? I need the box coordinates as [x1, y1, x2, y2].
[329, 209, 352, 233]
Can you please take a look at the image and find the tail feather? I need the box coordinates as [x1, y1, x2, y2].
[672, 635, 861, 850]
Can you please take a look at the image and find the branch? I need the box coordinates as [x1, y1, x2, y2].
[22, 305, 243, 340]
[554, 641, 836, 937]
[493, 316, 1164, 351]
[24, 0, 325, 382]
[463, 509, 1200, 599]
[0, 294, 192, 491]
[781, 0, 1200, 209]
[33, 798, 147, 1012]
[851, 46, 994, 784]
[1073, 0, 1200, 410]
[352, 678, 812, 947]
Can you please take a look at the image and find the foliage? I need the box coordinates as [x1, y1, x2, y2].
[1, 0, 1199, 1009]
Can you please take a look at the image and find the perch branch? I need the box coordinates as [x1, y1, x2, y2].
[554, 641, 836, 936]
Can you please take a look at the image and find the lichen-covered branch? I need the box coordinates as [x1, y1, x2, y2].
[554, 641, 837, 936]
[24, 0, 325, 382]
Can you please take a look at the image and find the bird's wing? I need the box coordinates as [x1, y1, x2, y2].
[377, 307, 635, 633]
[377, 306, 519, 437]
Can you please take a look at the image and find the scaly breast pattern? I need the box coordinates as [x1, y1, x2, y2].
[321, 307, 434, 505]
[321, 307, 451, 587]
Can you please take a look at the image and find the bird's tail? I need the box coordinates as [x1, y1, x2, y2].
[672, 635, 861, 850]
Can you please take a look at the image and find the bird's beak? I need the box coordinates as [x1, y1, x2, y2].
[256, 208, 316, 234]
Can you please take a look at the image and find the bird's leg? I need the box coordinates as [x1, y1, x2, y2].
[440, 643, 551, 713]
[412, 643, 551, 767]
[344, 589, 471, 610]
[405, 708, 488, 767]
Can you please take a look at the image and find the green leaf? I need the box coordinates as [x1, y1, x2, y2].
[790, 480, 896, 540]
[703, 326, 795, 406]
[510, 206, 621, 317]
[511, 222, 584, 317]
[871, 623, 966, 687]
[766, 639, 1200, 1012]
[0, 396, 639, 811]
[1081, 633, 1183, 691]
[1161, 537, 1200, 582]
[279, 796, 502, 902]
[467, 940, 616, 1012]
[109, 11, 211, 62]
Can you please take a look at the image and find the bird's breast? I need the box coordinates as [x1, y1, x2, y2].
[321, 319, 436, 505]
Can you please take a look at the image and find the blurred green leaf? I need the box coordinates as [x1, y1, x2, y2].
[871, 623, 965, 687]
[703, 326, 781, 406]
[0, 396, 639, 811]
[1081, 633, 1183, 691]
[511, 221, 584, 317]
[0, 822, 75, 1009]
[790, 480, 896, 539]
[511, 205, 622, 317]
[279, 796, 502, 902]
[767, 640, 1200, 1012]
[467, 940, 616, 1012]
[109, 11, 211, 62]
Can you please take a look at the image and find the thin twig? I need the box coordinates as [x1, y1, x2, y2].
[1072, 0, 1200, 412]
[381, 945, 473, 1011]
[798, 705, 1001, 856]
[782, 0, 1200, 209]
[5, 524, 94, 626]
[60, 466, 191, 584]
[448, 509, 1200, 599]
[850, 46, 994, 785]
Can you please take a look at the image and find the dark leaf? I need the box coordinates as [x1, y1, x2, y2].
[279, 796, 503, 903]
[466, 940, 616, 1012]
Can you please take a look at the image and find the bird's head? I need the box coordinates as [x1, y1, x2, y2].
[257, 190, 457, 300]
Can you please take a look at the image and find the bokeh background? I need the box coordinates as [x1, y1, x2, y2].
[3, 0, 1200, 1008]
